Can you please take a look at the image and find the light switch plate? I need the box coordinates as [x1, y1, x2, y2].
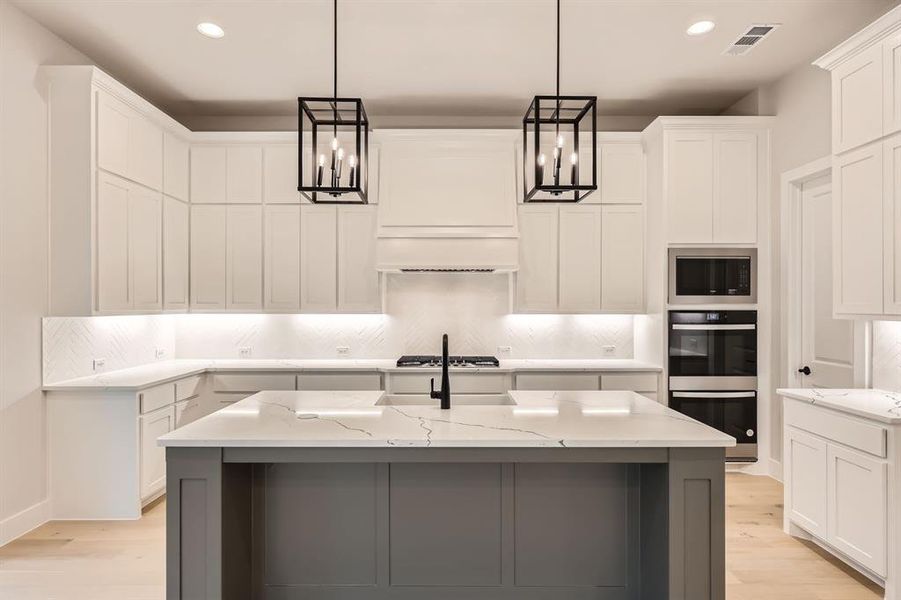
[497, 346, 512, 355]
[239, 347, 252, 358]
[602, 345, 616, 356]
[155, 348, 166, 359]
[336, 346, 350, 355]
[92, 358, 106, 372]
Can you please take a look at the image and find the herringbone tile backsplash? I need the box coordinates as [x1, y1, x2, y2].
[44, 274, 635, 383]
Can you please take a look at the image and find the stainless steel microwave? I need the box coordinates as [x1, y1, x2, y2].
[668, 248, 757, 305]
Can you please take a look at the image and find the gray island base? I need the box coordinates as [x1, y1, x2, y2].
[160, 390, 733, 600]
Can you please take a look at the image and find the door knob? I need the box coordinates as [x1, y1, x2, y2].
[798, 366, 811, 376]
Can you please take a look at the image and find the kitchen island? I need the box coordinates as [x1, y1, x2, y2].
[159, 390, 733, 600]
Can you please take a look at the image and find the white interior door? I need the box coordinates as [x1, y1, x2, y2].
[798, 175, 856, 388]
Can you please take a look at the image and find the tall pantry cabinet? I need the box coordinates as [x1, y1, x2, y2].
[815, 6, 901, 318]
[43, 66, 190, 316]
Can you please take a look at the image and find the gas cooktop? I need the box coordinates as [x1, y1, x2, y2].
[396, 355, 500, 368]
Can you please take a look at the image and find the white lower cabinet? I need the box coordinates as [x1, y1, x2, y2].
[783, 398, 891, 579]
[139, 404, 174, 501]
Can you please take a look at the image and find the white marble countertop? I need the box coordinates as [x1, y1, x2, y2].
[777, 388, 901, 424]
[43, 358, 662, 392]
[158, 390, 734, 448]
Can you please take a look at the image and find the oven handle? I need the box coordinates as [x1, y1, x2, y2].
[671, 391, 757, 399]
[670, 324, 756, 331]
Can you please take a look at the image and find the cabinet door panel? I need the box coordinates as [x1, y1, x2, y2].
[163, 133, 189, 201]
[827, 444, 887, 576]
[163, 197, 189, 310]
[785, 428, 827, 538]
[338, 206, 380, 312]
[714, 132, 757, 243]
[227, 146, 263, 203]
[558, 205, 601, 312]
[226, 205, 263, 310]
[140, 405, 173, 500]
[263, 144, 300, 204]
[666, 132, 714, 243]
[190, 205, 227, 310]
[833, 44, 883, 154]
[300, 205, 338, 312]
[96, 91, 130, 179]
[516, 206, 558, 312]
[96, 173, 131, 312]
[129, 187, 162, 311]
[190, 146, 227, 204]
[884, 133, 901, 314]
[264, 205, 301, 310]
[601, 205, 644, 312]
[834, 142, 883, 314]
[128, 115, 163, 191]
[600, 143, 643, 204]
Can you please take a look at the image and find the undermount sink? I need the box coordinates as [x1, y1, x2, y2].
[376, 393, 516, 407]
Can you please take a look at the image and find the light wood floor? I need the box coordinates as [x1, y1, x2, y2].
[0, 474, 885, 599]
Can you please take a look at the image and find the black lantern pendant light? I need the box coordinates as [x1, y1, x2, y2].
[298, 0, 369, 203]
[522, 0, 597, 202]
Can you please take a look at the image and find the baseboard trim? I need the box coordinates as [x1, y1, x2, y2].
[768, 458, 783, 482]
[0, 499, 50, 547]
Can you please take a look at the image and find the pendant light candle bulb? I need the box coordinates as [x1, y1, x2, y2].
[316, 154, 325, 186]
[330, 137, 339, 171]
[348, 155, 357, 187]
[536, 153, 546, 185]
[336, 148, 345, 181]
[570, 152, 578, 184]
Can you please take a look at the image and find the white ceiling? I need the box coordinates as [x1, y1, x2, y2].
[13, 0, 898, 127]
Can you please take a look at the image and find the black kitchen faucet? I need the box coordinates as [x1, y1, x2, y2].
[429, 334, 451, 409]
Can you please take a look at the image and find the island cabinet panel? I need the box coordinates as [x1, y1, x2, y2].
[167, 446, 727, 600]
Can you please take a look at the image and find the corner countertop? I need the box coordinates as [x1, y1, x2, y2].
[777, 388, 901, 424]
[42, 358, 662, 392]
[157, 390, 734, 449]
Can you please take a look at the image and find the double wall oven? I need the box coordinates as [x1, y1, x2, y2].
[669, 310, 758, 462]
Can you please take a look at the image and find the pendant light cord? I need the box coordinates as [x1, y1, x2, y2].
[333, 0, 338, 135]
[555, 0, 560, 136]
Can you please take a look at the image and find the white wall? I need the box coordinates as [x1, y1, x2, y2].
[0, 0, 91, 544]
[724, 63, 833, 471]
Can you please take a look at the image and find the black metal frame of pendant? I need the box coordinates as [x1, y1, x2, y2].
[522, 0, 598, 203]
[298, 96, 369, 203]
[297, 0, 369, 204]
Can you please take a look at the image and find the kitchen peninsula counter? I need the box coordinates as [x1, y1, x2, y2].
[160, 390, 731, 600]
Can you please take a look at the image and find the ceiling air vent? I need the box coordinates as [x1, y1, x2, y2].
[723, 24, 780, 56]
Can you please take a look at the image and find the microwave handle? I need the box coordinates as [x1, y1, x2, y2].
[671, 324, 756, 331]
[671, 391, 756, 399]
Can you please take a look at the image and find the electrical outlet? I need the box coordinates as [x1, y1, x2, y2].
[496, 345, 512, 355]
[155, 348, 166, 359]
[92, 358, 106, 372]
[336, 346, 350, 355]
[239, 347, 252, 358]
[602, 345, 616, 357]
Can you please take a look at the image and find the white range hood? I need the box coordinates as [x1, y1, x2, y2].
[374, 130, 520, 272]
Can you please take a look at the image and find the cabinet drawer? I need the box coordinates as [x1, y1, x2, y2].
[175, 375, 202, 401]
[139, 383, 175, 414]
[210, 373, 296, 393]
[515, 373, 600, 391]
[297, 372, 382, 391]
[785, 399, 887, 458]
[389, 373, 509, 395]
[600, 373, 658, 393]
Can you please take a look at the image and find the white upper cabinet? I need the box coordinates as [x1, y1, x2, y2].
[96, 90, 163, 191]
[226, 146, 263, 203]
[163, 197, 189, 310]
[300, 205, 338, 312]
[226, 205, 263, 310]
[884, 132, 901, 314]
[190, 205, 227, 310]
[558, 205, 601, 312]
[263, 144, 300, 204]
[163, 133, 189, 201]
[264, 205, 302, 311]
[666, 132, 714, 243]
[834, 141, 884, 315]
[516, 205, 559, 313]
[714, 132, 758, 244]
[601, 205, 644, 312]
[599, 143, 644, 204]
[831, 44, 883, 154]
[191, 146, 227, 204]
[885, 32, 901, 136]
[96, 171, 161, 313]
[337, 205, 381, 313]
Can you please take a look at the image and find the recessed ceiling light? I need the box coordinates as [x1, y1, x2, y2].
[687, 20, 716, 36]
[196, 22, 225, 39]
